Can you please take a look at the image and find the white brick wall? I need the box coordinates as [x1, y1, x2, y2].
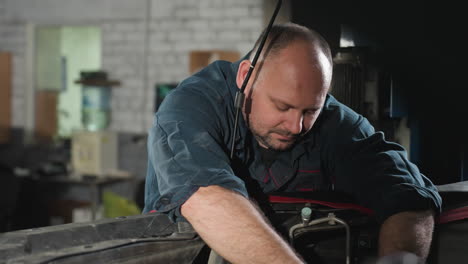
[0, 0, 5, 19]
[103, 0, 264, 133]
[0, 0, 266, 133]
[0, 15, 27, 128]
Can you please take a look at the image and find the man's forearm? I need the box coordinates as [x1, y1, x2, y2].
[181, 185, 303, 264]
[378, 210, 435, 259]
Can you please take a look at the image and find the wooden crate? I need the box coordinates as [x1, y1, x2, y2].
[0, 52, 12, 144]
[35, 90, 57, 141]
[189, 50, 240, 74]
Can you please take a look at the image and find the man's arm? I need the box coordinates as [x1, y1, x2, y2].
[378, 210, 435, 260]
[181, 185, 303, 264]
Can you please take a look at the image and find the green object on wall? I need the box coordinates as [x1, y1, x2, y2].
[103, 191, 141, 218]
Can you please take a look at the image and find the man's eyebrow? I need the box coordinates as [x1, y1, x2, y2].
[270, 97, 293, 108]
[269, 96, 322, 111]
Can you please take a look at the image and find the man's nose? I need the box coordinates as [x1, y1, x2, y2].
[285, 111, 303, 135]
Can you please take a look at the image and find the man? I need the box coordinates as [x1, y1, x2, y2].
[144, 23, 441, 263]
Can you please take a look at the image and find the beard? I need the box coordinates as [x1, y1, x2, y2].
[249, 120, 300, 151]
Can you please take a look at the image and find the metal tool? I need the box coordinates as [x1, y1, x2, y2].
[289, 208, 351, 264]
[230, 0, 282, 159]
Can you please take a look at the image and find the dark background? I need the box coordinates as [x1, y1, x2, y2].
[291, 0, 466, 185]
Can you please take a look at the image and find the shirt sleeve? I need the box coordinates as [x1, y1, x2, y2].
[145, 89, 248, 222]
[324, 115, 442, 223]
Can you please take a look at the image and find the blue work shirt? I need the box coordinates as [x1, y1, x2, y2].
[143, 57, 442, 224]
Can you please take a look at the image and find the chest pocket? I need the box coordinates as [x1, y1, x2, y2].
[284, 150, 328, 192]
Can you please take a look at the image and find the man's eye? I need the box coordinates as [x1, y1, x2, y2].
[305, 110, 318, 115]
[277, 106, 289, 111]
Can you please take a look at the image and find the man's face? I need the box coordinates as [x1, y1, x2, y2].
[237, 40, 332, 151]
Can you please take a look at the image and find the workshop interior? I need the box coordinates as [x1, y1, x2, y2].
[0, 0, 466, 263]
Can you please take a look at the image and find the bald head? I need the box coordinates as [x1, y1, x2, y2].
[249, 22, 333, 69]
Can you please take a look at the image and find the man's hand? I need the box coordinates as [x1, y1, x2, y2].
[181, 185, 303, 264]
[378, 210, 435, 261]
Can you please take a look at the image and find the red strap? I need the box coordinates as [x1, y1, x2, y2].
[436, 206, 468, 224]
[148, 209, 157, 213]
[268, 195, 374, 216]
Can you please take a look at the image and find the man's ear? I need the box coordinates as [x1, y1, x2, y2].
[236, 60, 252, 90]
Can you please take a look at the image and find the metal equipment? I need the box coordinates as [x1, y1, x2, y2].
[289, 209, 351, 264]
[266, 195, 379, 264]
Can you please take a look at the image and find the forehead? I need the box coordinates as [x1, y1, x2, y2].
[255, 40, 331, 107]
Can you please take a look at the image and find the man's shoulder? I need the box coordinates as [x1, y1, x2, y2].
[316, 94, 375, 138]
[320, 95, 364, 127]
[172, 60, 235, 102]
[156, 60, 236, 124]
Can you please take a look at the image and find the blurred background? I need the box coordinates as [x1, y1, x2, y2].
[0, 0, 465, 232]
